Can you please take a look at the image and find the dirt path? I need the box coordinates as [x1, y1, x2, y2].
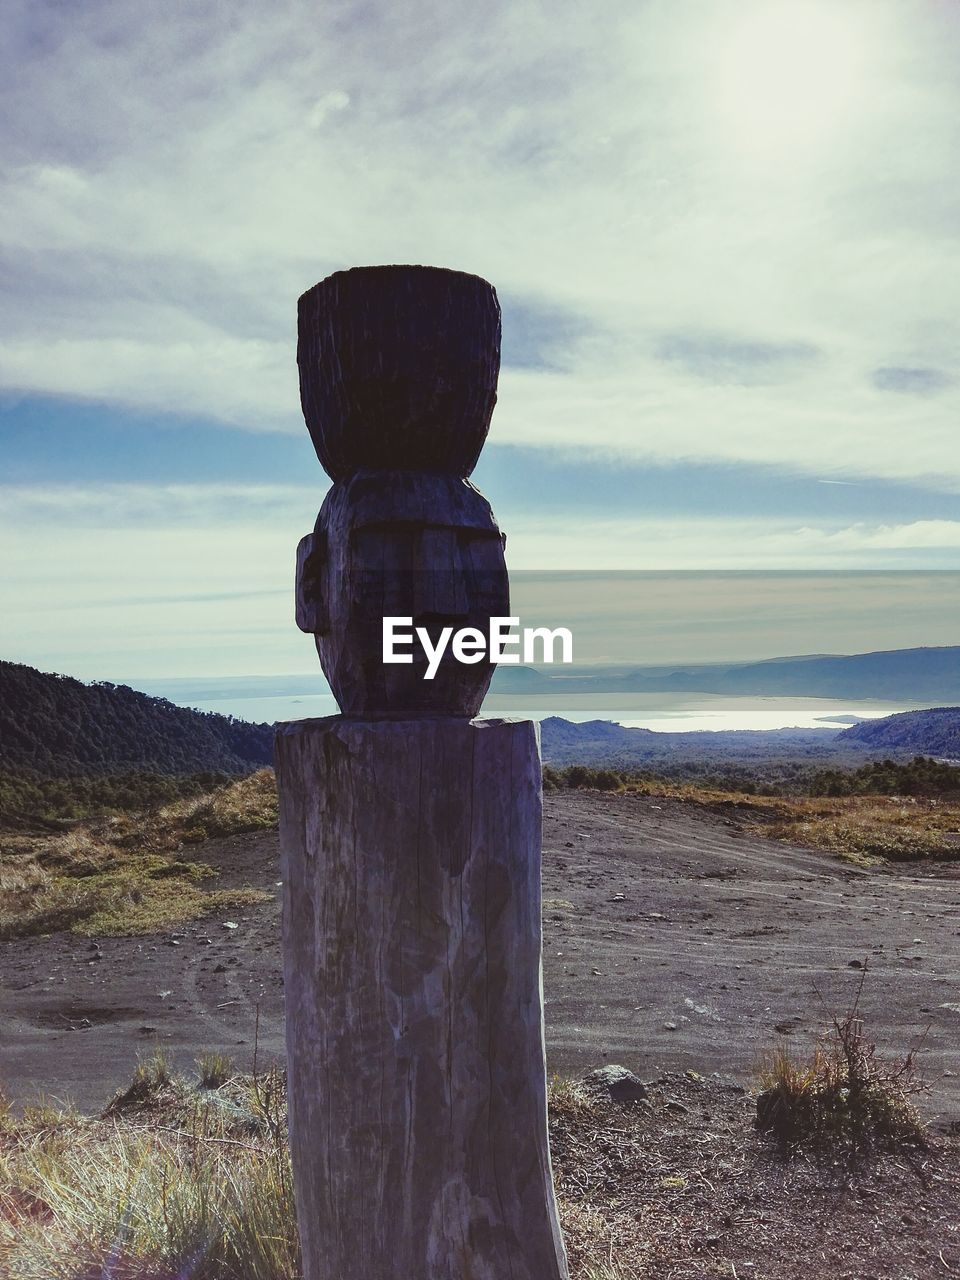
[3, 792, 959, 1121]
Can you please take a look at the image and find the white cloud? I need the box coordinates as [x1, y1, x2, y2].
[2, 479, 957, 679]
[506, 514, 960, 569]
[1, 0, 959, 490]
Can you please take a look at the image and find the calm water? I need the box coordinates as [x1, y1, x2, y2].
[183, 689, 927, 732]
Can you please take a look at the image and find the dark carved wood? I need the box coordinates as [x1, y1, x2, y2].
[298, 265, 500, 480]
[296, 265, 508, 718]
[282, 266, 569, 1278]
[298, 470, 509, 718]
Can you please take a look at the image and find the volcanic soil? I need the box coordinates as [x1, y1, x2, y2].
[2, 791, 960, 1124]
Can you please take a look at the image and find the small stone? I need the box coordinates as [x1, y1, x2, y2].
[665, 1099, 689, 1115]
[663, 1021, 678, 1031]
[584, 1065, 648, 1103]
[848, 959, 863, 969]
[222, 921, 239, 930]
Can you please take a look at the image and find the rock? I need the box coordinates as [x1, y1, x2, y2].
[848, 959, 863, 969]
[665, 1099, 689, 1115]
[774, 1017, 802, 1034]
[663, 1021, 678, 1031]
[584, 1065, 648, 1102]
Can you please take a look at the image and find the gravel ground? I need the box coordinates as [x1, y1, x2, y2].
[2, 791, 959, 1128]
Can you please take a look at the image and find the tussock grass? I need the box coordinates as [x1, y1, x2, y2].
[0, 771, 276, 940]
[1, 1060, 297, 1280]
[756, 975, 927, 1150]
[548, 1074, 601, 1123]
[197, 1052, 235, 1091]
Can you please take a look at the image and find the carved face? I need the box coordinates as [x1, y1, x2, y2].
[297, 471, 509, 718]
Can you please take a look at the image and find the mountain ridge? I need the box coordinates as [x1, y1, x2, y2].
[0, 660, 274, 779]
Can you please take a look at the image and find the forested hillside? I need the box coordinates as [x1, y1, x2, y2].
[838, 707, 960, 756]
[0, 661, 274, 778]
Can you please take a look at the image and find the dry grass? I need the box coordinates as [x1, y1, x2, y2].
[755, 973, 928, 1151]
[0, 771, 276, 940]
[618, 779, 960, 863]
[4, 1070, 626, 1280]
[0, 1061, 297, 1280]
[2, 1058, 957, 1280]
[760, 793, 960, 863]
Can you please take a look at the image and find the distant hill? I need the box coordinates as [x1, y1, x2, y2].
[491, 647, 960, 701]
[0, 661, 274, 778]
[537, 716, 877, 772]
[838, 707, 960, 757]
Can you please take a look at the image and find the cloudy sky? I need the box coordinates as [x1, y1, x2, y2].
[2, 0, 959, 680]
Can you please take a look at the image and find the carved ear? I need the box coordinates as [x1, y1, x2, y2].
[296, 530, 330, 633]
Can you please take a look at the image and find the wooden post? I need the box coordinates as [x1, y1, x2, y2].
[278, 265, 569, 1279]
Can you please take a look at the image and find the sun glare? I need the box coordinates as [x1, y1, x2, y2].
[715, 1, 871, 154]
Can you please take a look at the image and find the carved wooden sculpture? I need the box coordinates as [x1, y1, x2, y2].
[275, 265, 569, 1280]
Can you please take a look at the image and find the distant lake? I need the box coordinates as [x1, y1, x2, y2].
[180, 689, 928, 733]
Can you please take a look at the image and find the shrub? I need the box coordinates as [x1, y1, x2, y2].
[756, 972, 927, 1150]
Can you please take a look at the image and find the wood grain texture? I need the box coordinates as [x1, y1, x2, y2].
[276, 716, 569, 1280]
[297, 265, 501, 480]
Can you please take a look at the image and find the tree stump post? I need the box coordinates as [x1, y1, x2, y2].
[277, 265, 569, 1279]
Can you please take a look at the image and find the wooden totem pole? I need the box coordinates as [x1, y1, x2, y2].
[275, 265, 569, 1280]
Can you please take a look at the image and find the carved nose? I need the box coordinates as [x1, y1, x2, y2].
[413, 528, 469, 617]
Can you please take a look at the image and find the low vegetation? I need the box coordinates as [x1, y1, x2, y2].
[0, 768, 234, 825]
[546, 758, 960, 862]
[2, 1036, 951, 1280]
[0, 1059, 297, 1280]
[0, 771, 276, 939]
[756, 975, 927, 1150]
[1, 977, 957, 1280]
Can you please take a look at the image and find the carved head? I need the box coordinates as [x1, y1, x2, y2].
[296, 471, 508, 718]
[297, 265, 501, 481]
